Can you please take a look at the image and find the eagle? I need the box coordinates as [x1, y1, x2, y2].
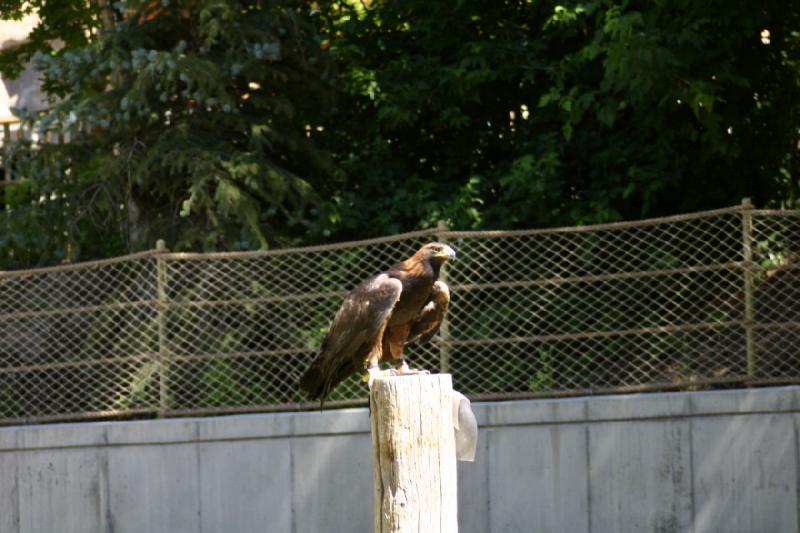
[299, 242, 456, 401]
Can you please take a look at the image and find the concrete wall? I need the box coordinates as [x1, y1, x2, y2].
[1, 386, 799, 533]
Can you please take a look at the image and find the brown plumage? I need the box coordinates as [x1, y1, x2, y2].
[405, 281, 450, 345]
[299, 242, 455, 401]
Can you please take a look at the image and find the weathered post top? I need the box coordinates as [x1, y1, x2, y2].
[370, 373, 458, 533]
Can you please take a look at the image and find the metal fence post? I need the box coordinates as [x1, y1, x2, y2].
[155, 239, 170, 415]
[436, 220, 452, 374]
[741, 198, 757, 377]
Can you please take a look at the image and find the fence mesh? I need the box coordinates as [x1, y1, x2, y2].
[1, 205, 799, 424]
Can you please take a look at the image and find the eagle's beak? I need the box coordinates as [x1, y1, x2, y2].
[435, 245, 456, 260]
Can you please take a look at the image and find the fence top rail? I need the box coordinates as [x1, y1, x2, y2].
[0, 249, 163, 280]
[160, 227, 443, 261]
[444, 205, 766, 238]
[165, 205, 760, 261]
[0, 204, 797, 278]
[745, 209, 800, 217]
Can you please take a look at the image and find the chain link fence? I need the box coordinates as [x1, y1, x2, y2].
[1, 204, 799, 424]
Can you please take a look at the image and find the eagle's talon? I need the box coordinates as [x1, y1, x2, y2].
[362, 366, 381, 387]
[363, 367, 400, 386]
[393, 360, 430, 376]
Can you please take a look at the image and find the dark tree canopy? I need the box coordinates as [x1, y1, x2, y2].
[316, 0, 800, 241]
[1, 0, 335, 266]
[0, 0, 798, 267]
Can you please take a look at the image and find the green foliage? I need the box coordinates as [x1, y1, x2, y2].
[201, 359, 248, 407]
[313, 0, 800, 242]
[0, 0, 95, 79]
[0, 381, 14, 417]
[113, 360, 159, 410]
[2, 0, 799, 264]
[2, 0, 335, 267]
[529, 349, 554, 392]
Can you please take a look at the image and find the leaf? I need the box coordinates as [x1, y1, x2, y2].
[597, 105, 616, 127]
[562, 122, 573, 141]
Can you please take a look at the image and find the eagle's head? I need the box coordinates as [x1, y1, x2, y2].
[419, 242, 456, 266]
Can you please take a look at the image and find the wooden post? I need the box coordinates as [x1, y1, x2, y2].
[741, 198, 757, 377]
[370, 374, 458, 533]
[155, 239, 170, 415]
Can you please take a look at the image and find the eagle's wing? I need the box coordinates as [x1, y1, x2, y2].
[405, 280, 450, 346]
[299, 274, 402, 400]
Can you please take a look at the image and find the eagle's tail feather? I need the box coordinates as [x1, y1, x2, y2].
[299, 364, 325, 400]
